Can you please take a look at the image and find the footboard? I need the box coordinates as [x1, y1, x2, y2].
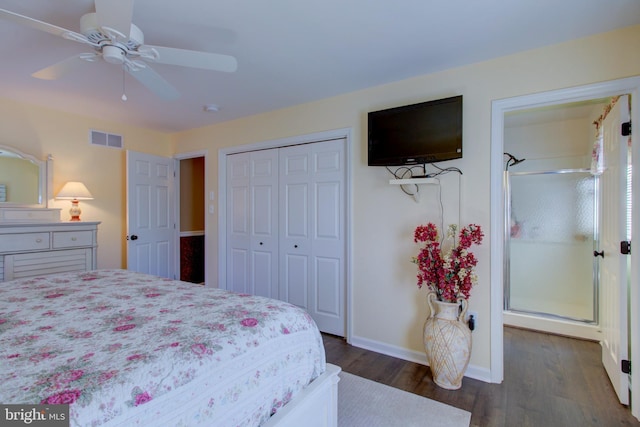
[262, 364, 341, 427]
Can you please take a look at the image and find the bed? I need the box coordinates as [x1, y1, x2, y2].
[0, 269, 340, 426]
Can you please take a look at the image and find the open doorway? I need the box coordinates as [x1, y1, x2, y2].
[489, 76, 640, 418]
[502, 99, 608, 341]
[178, 155, 205, 284]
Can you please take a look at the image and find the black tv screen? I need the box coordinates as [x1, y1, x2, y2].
[368, 95, 463, 166]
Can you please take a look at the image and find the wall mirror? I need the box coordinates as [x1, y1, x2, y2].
[0, 144, 47, 207]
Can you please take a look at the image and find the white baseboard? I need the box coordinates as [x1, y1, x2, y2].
[349, 335, 493, 384]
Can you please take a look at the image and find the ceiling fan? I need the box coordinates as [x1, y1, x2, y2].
[0, 0, 238, 100]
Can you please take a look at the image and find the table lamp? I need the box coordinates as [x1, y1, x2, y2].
[56, 181, 94, 221]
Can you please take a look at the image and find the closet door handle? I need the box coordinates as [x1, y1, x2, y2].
[259, 242, 263, 245]
[594, 250, 604, 258]
[294, 245, 298, 248]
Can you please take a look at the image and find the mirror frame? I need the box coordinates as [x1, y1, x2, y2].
[0, 144, 48, 208]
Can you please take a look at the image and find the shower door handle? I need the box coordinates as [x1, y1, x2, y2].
[593, 250, 604, 258]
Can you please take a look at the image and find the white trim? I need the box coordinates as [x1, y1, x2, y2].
[219, 128, 351, 156]
[629, 82, 640, 419]
[350, 334, 492, 383]
[490, 97, 506, 384]
[46, 154, 54, 207]
[180, 230, 204, 237]
[344, 128, 354, 344]
[218, 128, 353, 343]
[631, 82, 640, 421]
[173, 158, 180, 280]
[490, 76, 640, 420]
[174, 150, 208, 160]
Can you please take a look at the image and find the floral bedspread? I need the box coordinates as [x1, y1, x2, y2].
[0, 269, 326, 426]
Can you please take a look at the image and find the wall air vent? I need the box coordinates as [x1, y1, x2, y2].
[90, 130, 123, 149]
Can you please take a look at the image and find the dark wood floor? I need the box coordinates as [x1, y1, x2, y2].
[323, 327, 640, 427]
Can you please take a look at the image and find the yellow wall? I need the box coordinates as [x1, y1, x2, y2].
[180, 157, 205, 232]
[0, 98, 172, 268]
[173, 25, 640, 373]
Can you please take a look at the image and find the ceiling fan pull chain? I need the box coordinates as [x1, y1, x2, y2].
[121, 66, 127, 101]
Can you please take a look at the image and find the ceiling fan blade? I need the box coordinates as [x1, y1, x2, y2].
[0, 8, 89, 42]
[144, 45, 238, 73]
[126, 64, 180, 100]
[32, 53, 100, 80]
[94, 0, 133, 40]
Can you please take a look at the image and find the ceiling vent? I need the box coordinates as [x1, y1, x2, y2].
[90, 129, 123, 149]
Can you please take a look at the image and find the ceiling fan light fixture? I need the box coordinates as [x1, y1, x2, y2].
[102, 45, 126, 64]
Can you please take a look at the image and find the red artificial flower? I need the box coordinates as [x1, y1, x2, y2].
[412, 223, 484, 302]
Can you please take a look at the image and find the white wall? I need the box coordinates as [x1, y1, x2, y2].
[173, 25, 640, 378]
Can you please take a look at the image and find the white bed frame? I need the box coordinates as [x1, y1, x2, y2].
[262, 363, 341, 427]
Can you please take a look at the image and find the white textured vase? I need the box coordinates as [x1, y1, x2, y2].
[423, 292, 472, 390]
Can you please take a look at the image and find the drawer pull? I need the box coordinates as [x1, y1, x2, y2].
[71, 237, 77, 241]
[36, 238, 42, 243]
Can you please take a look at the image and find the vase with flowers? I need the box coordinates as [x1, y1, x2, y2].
[412, 222, 483, 390]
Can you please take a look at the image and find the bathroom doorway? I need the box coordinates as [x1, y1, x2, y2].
[500, 99, 607, 340]
[489, 77, 640, 415]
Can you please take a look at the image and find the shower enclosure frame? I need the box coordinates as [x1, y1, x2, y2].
[503, 168, 600, 325]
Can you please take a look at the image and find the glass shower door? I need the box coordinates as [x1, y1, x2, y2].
[505, 170, 598, 323]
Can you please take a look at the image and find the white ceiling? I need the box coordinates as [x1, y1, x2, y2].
[1, 0, 639, 134]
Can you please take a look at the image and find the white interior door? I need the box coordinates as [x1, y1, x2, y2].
[600, 95, 631, 405]
[279, 140, 345, 336]
[226, 150, 279, 298]
[126, 150, 176, 279]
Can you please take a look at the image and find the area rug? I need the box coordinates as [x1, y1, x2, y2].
[338, 372, 471, 427]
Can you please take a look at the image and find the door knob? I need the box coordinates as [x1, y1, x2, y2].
[129, 235, 138, 241]
[593, 250, 604, 258]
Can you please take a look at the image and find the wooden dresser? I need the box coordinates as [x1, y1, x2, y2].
[0, 221, 99, 282]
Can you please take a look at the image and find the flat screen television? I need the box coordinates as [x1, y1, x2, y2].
[367, 95, 463, 166]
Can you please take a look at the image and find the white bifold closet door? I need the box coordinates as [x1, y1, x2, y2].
[227, 148, 279, 299]
[226, 139, 345, 336]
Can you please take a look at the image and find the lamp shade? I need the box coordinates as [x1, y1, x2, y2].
[56, 181, 94, 200]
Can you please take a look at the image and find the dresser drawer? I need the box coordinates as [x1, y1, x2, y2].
[52, 231, 94, 249]
[0, 233, 50, 253]
[4, 248, 93, 281]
